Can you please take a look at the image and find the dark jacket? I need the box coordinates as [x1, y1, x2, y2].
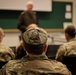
[17, 11, 38, 33]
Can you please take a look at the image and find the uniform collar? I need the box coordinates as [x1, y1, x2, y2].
[69, 38, 76, 42]
[22, 55, 48, 61]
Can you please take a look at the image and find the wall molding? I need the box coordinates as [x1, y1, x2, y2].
[4, 29, 64, 33]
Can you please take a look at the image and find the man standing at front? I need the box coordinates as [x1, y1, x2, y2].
[17, 1, 38, 33]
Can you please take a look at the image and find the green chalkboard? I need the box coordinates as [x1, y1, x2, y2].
[0, 2, 72, 29]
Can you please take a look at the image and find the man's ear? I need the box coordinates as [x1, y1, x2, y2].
[65, 33, 70, 41]
[65, 33, 69, 37]
[43, 44, 48, 54]
[22, 43, 26, 51]
[22, 43, 29, 55]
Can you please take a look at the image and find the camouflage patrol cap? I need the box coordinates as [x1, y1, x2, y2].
[23, 27, 48, 45]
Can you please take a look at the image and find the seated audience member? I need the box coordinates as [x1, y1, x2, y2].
[56, 25, 76, 61]
[0, 27, 71, 75]
[0, 28, 15, 68]
[16, 24, 38, 59]
[16, 40, 26, 59]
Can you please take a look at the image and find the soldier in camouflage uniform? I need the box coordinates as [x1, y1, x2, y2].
[0, 28, 15, 63]
[56, 25, 76, 61]
[0, 27, 71, 75]
[16, 24, 38, 59]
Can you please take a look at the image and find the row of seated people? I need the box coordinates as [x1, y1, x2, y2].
[0, 24, 76, 75]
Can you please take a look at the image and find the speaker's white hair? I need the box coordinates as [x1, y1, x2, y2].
[26, 1, 34, 6]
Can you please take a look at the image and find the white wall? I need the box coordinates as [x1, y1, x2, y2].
[0, 0, 52, 12]
[2, 32, 20, 47]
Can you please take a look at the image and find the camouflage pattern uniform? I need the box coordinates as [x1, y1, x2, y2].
[56, 38, 76, 61]
[0, 28, 71, 75]
[0, 44, 15, 62]
[0, 55, 71, 75]
[16, 41, 26, 59]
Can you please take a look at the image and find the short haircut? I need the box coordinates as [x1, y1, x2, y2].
[23, 42, 46, 55]
[65, 25, 76, 38]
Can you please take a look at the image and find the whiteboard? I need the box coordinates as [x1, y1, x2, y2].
[0, 0, 52, 12]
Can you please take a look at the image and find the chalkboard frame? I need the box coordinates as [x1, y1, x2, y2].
[3, 29, 64, 33]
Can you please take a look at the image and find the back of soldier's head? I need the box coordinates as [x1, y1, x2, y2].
[22, 27, 48, 55]
[65, 25, 76, 38]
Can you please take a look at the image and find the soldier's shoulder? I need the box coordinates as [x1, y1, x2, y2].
[63, 41, 75, 48]
[49, 59, 67, 68]
[0, 44, 9, 51]
[9, 59, 23, 64]
[20, 11, 26, 15]
[57, 44, 66, 51]
[59, 41, 71, 49]
[0, 44, 6, 47]
[49, 60, 71, 74]
[4, 59, 23, 68]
